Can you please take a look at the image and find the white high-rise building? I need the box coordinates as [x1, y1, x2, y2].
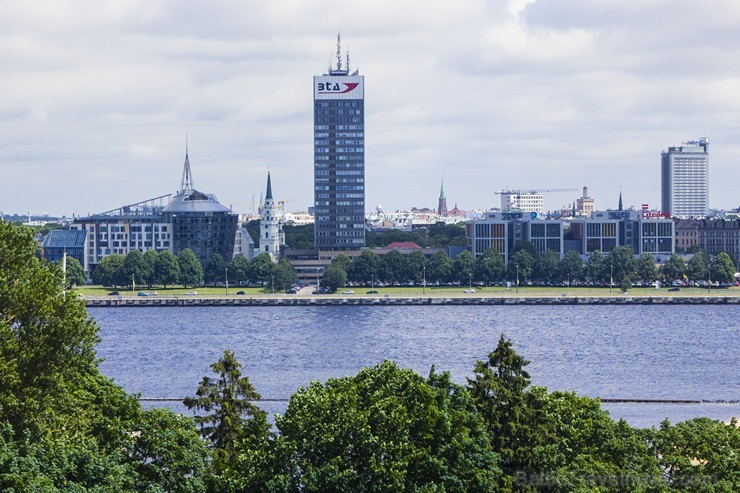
[661, 138, 709, 218]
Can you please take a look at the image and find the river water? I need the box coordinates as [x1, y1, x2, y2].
[90, 304, 740, 428]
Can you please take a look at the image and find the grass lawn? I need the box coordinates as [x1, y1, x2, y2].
[75, 285, 269, 297]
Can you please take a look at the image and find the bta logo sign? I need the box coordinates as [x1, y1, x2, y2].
[317, 82, 359, 94]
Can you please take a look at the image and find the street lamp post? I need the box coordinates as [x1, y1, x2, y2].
[316, 267, 320, 295]
[225, 267, 228, 296]
[515, 264, 519, 294]
[708, 260, 711, 295]
[271, 274, 275, 295]
[423, 265, 426, 296]
[609, 262, 613, 294]
[468, 273, 472, 293]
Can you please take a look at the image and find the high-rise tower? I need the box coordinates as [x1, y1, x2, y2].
[661, 138, 709, 218]
[313, 35, 365, 249]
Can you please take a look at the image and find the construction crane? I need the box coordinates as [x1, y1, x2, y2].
[277, 199, 294, 210]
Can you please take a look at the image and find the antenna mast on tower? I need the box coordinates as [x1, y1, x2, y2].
[336, 33, 342, 71]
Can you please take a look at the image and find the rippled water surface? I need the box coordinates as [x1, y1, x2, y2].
[91, 305, 740, 428]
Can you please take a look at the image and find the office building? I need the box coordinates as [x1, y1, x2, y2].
[70, 150, 238, 272]
[313, 36, 365, 249]
[466, 209, 674, 263]
[499, 192, 544, 215]
[661, 138, 709, 218]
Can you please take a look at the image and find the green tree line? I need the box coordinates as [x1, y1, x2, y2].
[321, 244, 736, 292]
[91, 250, 297, 292]
[2, 221, 738, 491]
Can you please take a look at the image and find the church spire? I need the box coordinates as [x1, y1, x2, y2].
[266, 171, 273, 200]
[618, 189, 623, 211]
[181, 137, 194, 193]
[437, 179, 448, 216]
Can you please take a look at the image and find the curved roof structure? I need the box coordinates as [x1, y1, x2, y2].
[162, 189, 231, 214]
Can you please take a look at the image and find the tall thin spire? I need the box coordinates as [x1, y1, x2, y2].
[618, 189, 623, 211]
[437, 179, 448, 217]
[181, 136, 194, 193]
[266, 172, 273, 200]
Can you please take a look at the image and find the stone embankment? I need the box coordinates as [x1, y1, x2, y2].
[85, 295, 740, 307]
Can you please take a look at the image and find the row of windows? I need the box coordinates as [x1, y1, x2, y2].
[315, 109, 362, 115]
[316, 101, 362, 108]
[315, 117, 362, 123]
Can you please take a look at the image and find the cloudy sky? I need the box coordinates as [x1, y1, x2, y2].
[1, 0, 738, 218]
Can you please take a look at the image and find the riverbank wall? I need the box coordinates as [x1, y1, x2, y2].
[85, 295, 740, 307]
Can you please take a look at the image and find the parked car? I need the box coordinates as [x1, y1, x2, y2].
[286, 288, 298, 294]
[137, 291, 149, 296]
[366, 289, 378, 294]
[186, 291, 198, 295]
[668, 287, 680, 292]
[107, 291, 119, 296]
[342, 290, 355, 294]
[235, 290, 246, 295]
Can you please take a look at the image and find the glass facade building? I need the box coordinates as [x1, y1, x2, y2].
[661, 139, 709, 218]
[313, 58, 365, 249]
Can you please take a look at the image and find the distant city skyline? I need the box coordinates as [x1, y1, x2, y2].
[2, 1, 740, 217]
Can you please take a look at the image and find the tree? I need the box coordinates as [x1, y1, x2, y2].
[142, 249, 159, 288]
[204, 252, 226, 286]
[534, 249, 560, 282]
[229, 253, 250, 285]
[183, 350, 265, 461]
[330, 253, 352, 273]
[507, 249, 534, 282]
[687, 251, 709, 281]
[468, 334, 533, 483]
[452, 249, 475, 284]
[661, 253, 686, 283]
[585, 250, 607, 284]
[154, 250, 180, 288]
[475, 248, 505, 284]
[92, 253, 125, 287]
[405, 250, 427, 284]
[559, 250, 583, 283]
[126, 408, 208, 493]
[272, 361, 499, 492]
[609, 246, 637, 284]
[178, 248, 203, 288]
[652, 417, 739, 491]
[62, 256, 86, 289]
[0, 221, 210, 491]
[426, 250, 452, 283]
[710, 252, 735, 283]
[636, 253, 658, 285]
[271, 259, 298, 291]
[378, 250, 406, 283]
[123, 250, 147, 289]
[248, 253, 274, 286]
[348, 250, 379, 284]
[321, 263, 347, 292]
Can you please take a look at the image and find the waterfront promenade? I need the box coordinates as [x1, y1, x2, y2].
[83, 290, 740, 307]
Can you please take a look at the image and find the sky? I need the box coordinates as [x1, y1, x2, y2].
[1, 0, 739, 218]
